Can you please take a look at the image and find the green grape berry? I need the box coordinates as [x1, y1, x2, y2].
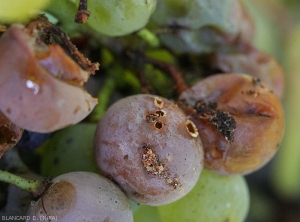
[39, 123, 99, 178]
[134, 205, 162, 222]
[76, 0, 157, 37]
[157, 169, 250, 222]
[0, 0, 50, 22]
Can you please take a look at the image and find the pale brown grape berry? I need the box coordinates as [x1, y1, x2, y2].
[179, 73, 285, 175]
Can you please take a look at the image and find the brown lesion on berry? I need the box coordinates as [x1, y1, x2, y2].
[141, 143, 180, 189]
[194, 100, 217, 116]
[179, 99, 236, 143]
[146, 113, 159, 123]
[209, 110, 236, 143]
[145, 109, 167, 130]
[252, 77, 261, 86]
[194, 100, 236, 143]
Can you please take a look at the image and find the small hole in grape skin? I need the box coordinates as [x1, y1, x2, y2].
[154, 121, 163, 130]
[156, 110, 166, 117]
[146, 113, 159, 123]
[154, 97, 164, 108]
[185, 120, 198, 138]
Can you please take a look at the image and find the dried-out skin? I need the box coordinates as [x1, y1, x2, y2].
[179, 74, 285, 175]
[26, 172, 133, 222]
[0, 111, 23, 157]
[210, 48, 285, 98]
[94, 95, 203, 205]
[0, 24, 97, 133]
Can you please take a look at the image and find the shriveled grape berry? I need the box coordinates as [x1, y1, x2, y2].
[94, 94, 203, 205]
[179, 73, 285, 175]
[26, 172, 133, 222]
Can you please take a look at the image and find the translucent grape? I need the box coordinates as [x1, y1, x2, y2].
[179, 73, 285, 175]
[26, 172, 133, 222]
[157, 169, 250, 222]
[76, 0, 157, 37]
[94, 94, 204, 205]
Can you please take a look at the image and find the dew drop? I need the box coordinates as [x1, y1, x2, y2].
[26, 79, 40, 94]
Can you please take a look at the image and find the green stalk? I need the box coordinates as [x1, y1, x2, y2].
[137, 28, 160, 48]
[0, 169, 45, 197]
[90, 76, 116, 122]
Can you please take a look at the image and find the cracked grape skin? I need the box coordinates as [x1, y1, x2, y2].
[26, 172, 133, 222]
[94, 94, 204, 206]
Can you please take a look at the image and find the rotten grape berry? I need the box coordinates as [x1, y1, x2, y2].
[179, 73, 285, 175]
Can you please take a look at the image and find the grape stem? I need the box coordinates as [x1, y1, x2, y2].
[144, 57, 189, 95]
[0, 169, 47, 198]
[137, 69, 155, 94]
[137, 29, 160, 48]
[90, 75, 116, 122]
[75, 0, 90, 24]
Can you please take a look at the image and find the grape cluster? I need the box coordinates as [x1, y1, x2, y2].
[0, 0, 287, 222]
[23, 72, 284, 220]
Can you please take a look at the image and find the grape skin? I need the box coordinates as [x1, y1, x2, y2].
[157, 169, 250, 222]
[78, 0, 157, 37]
[26, 172, 133, 222]
[94, 94, 204, 205]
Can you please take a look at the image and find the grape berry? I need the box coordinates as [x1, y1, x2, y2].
[94, 94, 204, 205]
[26, 172, 133, 222]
